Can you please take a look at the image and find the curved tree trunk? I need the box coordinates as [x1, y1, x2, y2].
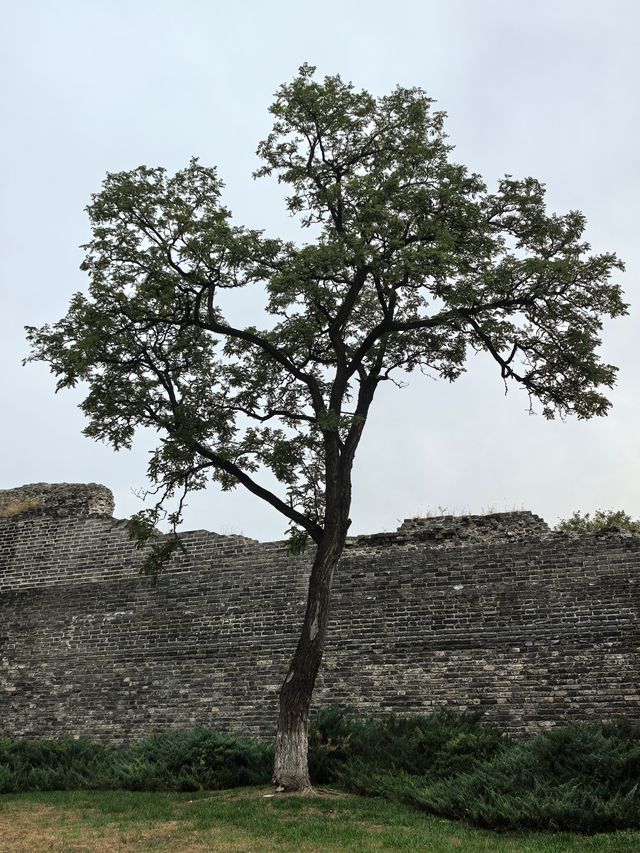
[272, 529, 345, 791]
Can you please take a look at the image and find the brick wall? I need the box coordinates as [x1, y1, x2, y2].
[1, 483, 639, 742]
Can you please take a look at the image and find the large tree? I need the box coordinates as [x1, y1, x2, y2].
[27, 65, 626, 791]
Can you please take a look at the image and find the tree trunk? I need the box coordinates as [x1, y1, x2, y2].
[272, 529, 345, 791]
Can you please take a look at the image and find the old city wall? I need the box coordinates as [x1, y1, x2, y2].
[1, 483, 639, 742]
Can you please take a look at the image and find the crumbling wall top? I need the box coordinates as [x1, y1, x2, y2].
[348, 511, 550, 549]
[0, 482, 115, 519]
[398, 511, 549, 540]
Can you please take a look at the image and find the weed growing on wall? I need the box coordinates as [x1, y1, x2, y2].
[0, 497, 40, 518]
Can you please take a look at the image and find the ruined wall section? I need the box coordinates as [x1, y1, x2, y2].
[1, 483, 639, 742]
[0, 482, 115, 520]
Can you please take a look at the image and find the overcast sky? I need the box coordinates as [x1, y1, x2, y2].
[2, 0, 638, 540]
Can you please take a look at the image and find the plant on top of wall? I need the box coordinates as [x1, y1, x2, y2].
[0, 497, 40, 518]
[556, 510, 640, 533]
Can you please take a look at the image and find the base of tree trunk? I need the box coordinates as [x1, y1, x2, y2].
[272, 715, 311, 792]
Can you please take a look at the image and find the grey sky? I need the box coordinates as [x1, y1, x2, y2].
[2, 0, 638, 539]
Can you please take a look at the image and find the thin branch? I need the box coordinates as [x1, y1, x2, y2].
[191, 440, 324, 542]
[145, 355, 324, 542]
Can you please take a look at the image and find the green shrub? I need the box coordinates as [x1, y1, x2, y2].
[129, 728, 272, 790]
[0, 736, 111, 792]
[0, 729, 272, 793]
[309, 710, 640, 833]
[556, 509, 640, 533]
[400, 722, 640, 833]
[308, 705, 506, 784]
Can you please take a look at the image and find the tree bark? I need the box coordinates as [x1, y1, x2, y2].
[272, 528, 345, 791]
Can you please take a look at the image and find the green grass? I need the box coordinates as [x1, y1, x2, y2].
[2, 788, 640, 852]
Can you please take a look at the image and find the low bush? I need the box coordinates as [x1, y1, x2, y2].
[308, 705, 506, 784]
[0, 736, 110, 792]
[555, 509, 640, 532]
[357, 719, 640, 833]
[3, 711, 640, 833]
[0, 729, 272, 793]
[130, 728, 272, 790]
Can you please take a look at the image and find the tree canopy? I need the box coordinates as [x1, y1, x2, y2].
[27, 64, 626, 556]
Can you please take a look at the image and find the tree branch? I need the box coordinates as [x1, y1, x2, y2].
[191, 440, 324, 542]
[124, 206, 327, 415]
[147, 355, 324, 543]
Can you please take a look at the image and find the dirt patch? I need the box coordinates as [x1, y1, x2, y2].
[0, 803, 76, 853]
[117, 822, 251, 852]
[0, 802, 253, 853]
[354, 820, 386, 832]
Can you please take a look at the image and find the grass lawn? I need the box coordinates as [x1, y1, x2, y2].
[1, 789, 639, 852]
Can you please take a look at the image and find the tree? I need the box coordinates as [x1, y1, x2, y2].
[26, 65, 626, 791]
